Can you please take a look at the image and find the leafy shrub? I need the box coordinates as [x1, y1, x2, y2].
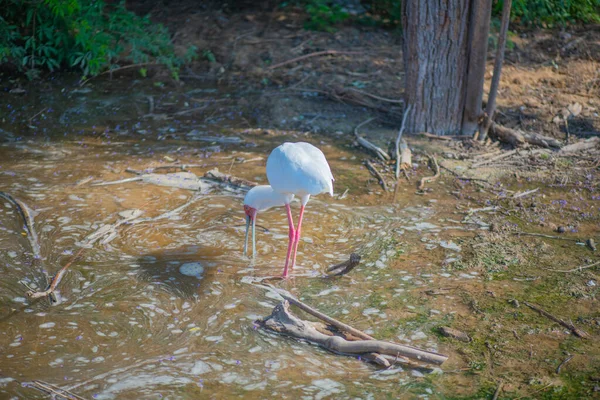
[304, 0, 350, 31]
[496, 0, 600, 26]
[0, 0, 196, 79]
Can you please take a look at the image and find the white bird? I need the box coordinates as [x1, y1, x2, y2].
[266, 142, 334, 278]
[243, 185, 293, 258]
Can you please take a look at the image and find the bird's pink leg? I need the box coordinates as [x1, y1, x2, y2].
[290, 205, 305, 272]
[282, 203, 295, 278]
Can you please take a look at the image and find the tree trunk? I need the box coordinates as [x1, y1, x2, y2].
[402, 0, 493, 136]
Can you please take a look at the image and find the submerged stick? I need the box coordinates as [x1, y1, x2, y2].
[24, 380, 87, 400]
[27, 248, 86, 301]
[523, 301, 589, 339]
[0, 192, 42, 259]
[326, 253, 361, 276]
[258, 301, 448, 366]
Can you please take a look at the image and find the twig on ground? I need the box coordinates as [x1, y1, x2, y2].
[354, 118, 390, 161]
[347, 88, 404, 104]
[513, 232, 580, 242]
[80, 62, 157, 85]
[418, 154, 440, 191]
[365, 160, 389, 191]
[471, 149, 518, 168]
[556, 354, 575, 374]
[523, 301, 589, 338]
[512, 187, 539, 199]
[438, 164, 491, 183]
[544, 260, 600, 273]
[268, 50, 360, 70]
[203, 168, 257, 187]
[29, 107, 48, 122]
[326, 253, 361, 276]
[492, 381, 504, 400]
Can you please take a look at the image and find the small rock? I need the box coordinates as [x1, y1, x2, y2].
[509, 299, 520, 308]
[556, 226, 566, 233]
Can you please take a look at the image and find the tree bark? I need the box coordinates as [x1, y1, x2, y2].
[403, 0, 493, 136]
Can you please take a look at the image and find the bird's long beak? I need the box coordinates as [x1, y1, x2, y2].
[243, 215, 250, 257]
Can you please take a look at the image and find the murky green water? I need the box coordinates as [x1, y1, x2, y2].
[0, 78, 483, 399]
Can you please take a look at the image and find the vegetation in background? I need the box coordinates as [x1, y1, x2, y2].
[294, 0, 600, 31]
[0, 0, 196, 79]
[504, 0, 600, 26]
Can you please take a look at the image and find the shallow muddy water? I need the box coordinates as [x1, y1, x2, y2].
[0, 79, 491, 399]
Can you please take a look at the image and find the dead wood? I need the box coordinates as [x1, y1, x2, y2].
[471, 149, 519, 168]
[492, 381, 504, 400]
[365, 160, 389, 191]
[24, 380, 87, 400]
[490, 123, 562, 148]
[326, 253, 361, 276]
[418, 154, 440, 191]
[0, 192, 42, 259]
[513, 232, 580, 242]
[512, 188, 539, 199]
[439, 327, 471, 342]
[257, 301, 448, 365]
[354, 118, 390, 161]
[523, 301, 589, 339]
[203, 168, 258, 187]
[559, 137, 600, 154]
[556, 354, 575, 374]
[268, 50, 360, 70]
[27, 248, 85, 302]
[479, 0, 512, 141]
[544, 260, 600, 273]
[395, 105, 412, 179]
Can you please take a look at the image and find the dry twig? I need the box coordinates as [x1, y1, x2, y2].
[418, 154, 440, 191]
[523, 301, 589, 338]
[365, 160, 389, 191]
[354, 118, 390, 161]
[268, 50, 360, 70]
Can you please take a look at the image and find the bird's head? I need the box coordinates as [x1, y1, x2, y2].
[243, 204, 257, 221]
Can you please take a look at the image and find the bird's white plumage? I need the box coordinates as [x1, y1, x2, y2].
[266, 142, 334, 200]
[244, 185, 293, 212]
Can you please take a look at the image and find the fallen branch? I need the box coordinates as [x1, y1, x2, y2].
[268, 50, 360, 70]
[395, 105, 412, 179]
[418, 154, 440, 191]
[0, 192, 42, 259]
[24, 380, 87, 400]
[544, 260, 600, 273]
[491, 123, 562, 148]
[354, 118, 390, 162]
[346, 88, 404, 104]
[512, 187, 539, 199]
[326, 253, 361, 276]
[203, 168, 257, 187]
[559, 137, 600, 154]
[523, 301, 589, 339]
[365, 160, 389, 191]
[556, 354, 575, 374]
[513, 232, 580, 242]
[492, 381, 504, 400]
[258, 301, 448, 365]
[471, 149, 519, 168]
[26, 247, 85, 302]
